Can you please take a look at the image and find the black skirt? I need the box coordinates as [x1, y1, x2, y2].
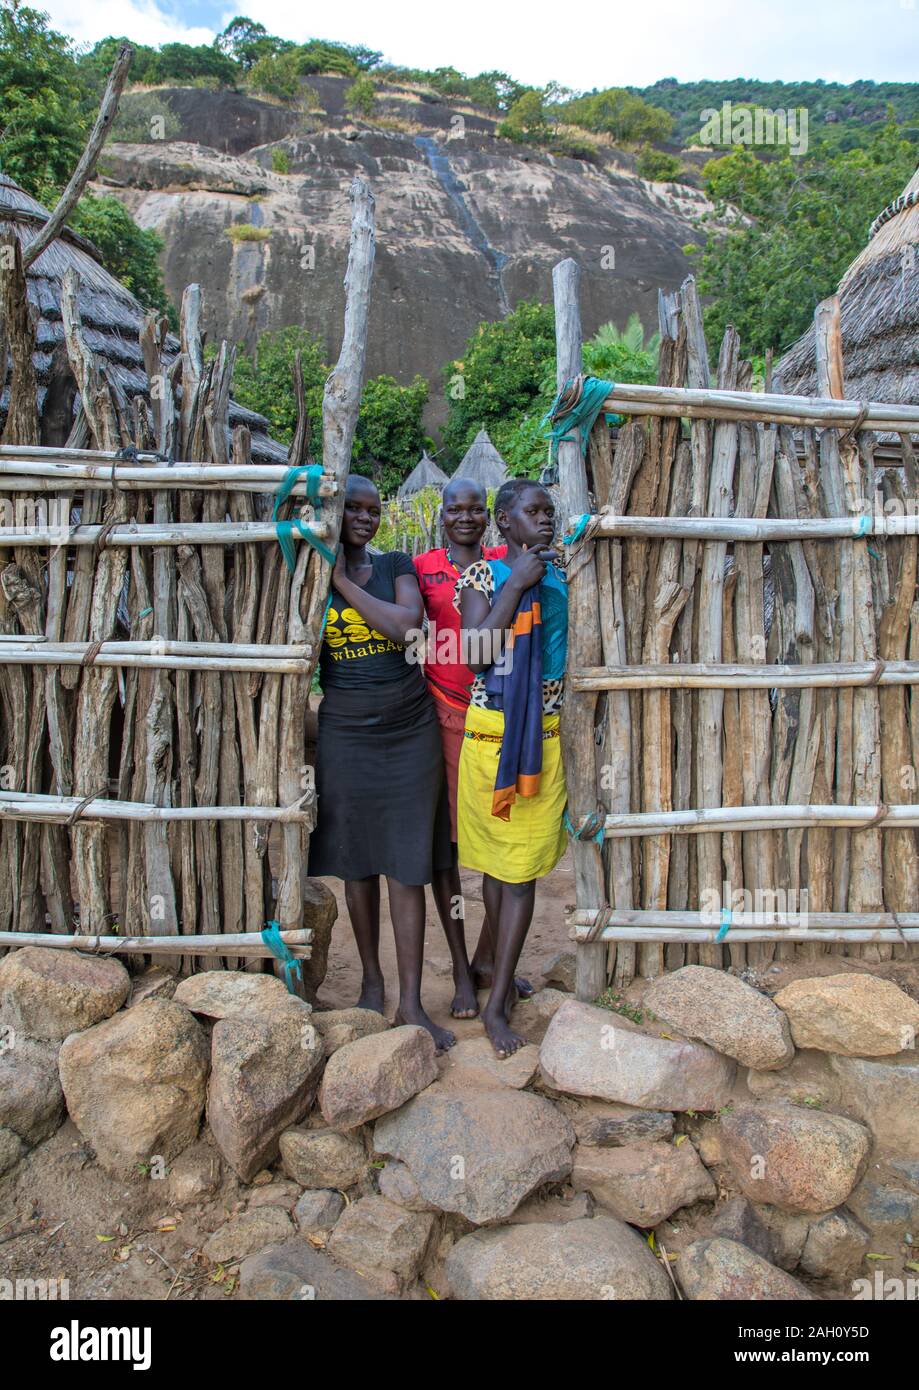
[307, 668, 453, 885]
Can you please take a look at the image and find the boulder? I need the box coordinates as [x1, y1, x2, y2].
[437, 1035, 539, 1092]
[207, 1009, 324, 1182]
[556, 1097, 674, 1148]
[373, 1085, 574, 1225]
[174, 970, 309, 1022]
[571, 1140, 716, 1227]
[202, 1207, 295, 1263]
[507, 1191, 593, 1225]
[0, 947, 129, 1041]
[828, 1053, 919, 1161]
[845, 1179, 919, 1238]
[800, 1209, 870, 1281]
[280, 1126, 366, 1189]
[239, 1238, 391, 1300]
[753, 1206, 812, 1270]
[709, 1196, 775, 1262]
[541, 951, 577, 993]
[318, 1025, 438, 1130]
[248, 1179, 300, 1211]
[0, 1126, 25, 1177]
[773, 974, 919, 1056]
[445, 1216, 673, 1300]
[377, 1160, 439, 1213]
[644, 966, 794, 1070]
[167, 1144, 222, 1206]
[719, 1102, 871, 1213]
[540, 1000, 736, 1111]
[310, 1007, 389, 1058]
[128, 968, 177, 1007]
[676, 1238, 815, 1300]
[746, 1049, 840, 1109]
[508, 988, 569, 1045]
[0, 1036, 64, 1144]
[294, 1190, 346, 1235]
[326, 1195, 435, 1294]
[890, 1159, 919, 1192]
[58, 999, 208, 1179]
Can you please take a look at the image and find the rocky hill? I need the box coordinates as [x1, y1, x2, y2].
[93, 78, 724, 427]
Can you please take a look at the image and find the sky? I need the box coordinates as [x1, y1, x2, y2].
[40, 0, 919, 87]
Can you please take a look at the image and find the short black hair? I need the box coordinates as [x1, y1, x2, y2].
[443, 476, 487, 506]
[345, 473, 379, 498]
[493, 478, 549, 530]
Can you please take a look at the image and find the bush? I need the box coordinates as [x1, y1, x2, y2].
[351, 374, 430, 495]
[270, 146, 291, 174]
[345, 75, 376, 118]
[108, 91, 181, 144]
[69, 194, 175, 325]
[233, 326, 328, 444]
[636, 145, 682, 181]
[248, 49, 301, 101]
[225, 224, 271, 243]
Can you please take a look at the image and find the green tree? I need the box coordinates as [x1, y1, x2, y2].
[248, 48, 301, 102]
[69, 194, 175, 324]
[232, 326, 328, 444]
[498, 89, 550, 144]
[352, 374, 429, 494]
[345, 75, 376, 119]
[563, 88, 672, 144]
[214, 17, 284, 70]
[0, 1, 86, 196]
[636, 145, 682, 181]
[583, 315, 660, 383]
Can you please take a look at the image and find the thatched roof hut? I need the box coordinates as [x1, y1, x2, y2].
[457, 428, 508, 489]
[774, 166, 919, 409]
[397, 449, 449, 498]
[0, 173, 285, 460]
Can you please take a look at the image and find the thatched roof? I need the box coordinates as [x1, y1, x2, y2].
[774, 166, 919, 409]
[397, 450, 449, 498]
[0, 173, 285, 461]
[457, 429, 508, 489]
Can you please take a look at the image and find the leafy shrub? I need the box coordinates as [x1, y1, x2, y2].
[225, 224, 271, 243]
[108, 91, 181, 144]
[270, 146, 291, 174]
[636, 145, 682, 181]
[345, 74, 376, 119]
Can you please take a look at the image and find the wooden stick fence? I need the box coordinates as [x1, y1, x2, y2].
[556, 265, 919, 987]
[0, 928, 312, 959]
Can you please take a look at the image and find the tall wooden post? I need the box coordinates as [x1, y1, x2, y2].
[553, 259, 608, 1001]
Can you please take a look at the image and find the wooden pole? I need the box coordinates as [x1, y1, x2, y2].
[0, 929, 311, 959]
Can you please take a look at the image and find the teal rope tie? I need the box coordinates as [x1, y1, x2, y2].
[261, 920, 303, 994]
[273, 463, 336, 573]
[564, 807, 605, 845]
[854, 515, 871, 538]
[716, 907, 732, 943]
[563, 513, 591, 547]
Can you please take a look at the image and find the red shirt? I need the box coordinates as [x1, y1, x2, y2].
[413, 545, 507, 708]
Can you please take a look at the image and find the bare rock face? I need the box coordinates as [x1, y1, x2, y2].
[540, 1000, 736, 1111]
[0, 1036, 64, 1145]
[773, 973, 919, 1056]
[174, 970, 309, 1021]
[279, 1126, 366, 1190]
[318, 1025, 438, 1131]
[676, 1238, 816, 1300]
[719, 1102, 871, 1213]
[202, 1207, 295, 1264]
[373, 1085, 574, 1226]
[207, 1009, 323, 1182]
[0, 947, 130, 1041]
[644, 965, 794, 1070]
[58, 999, 208, 1179]
[800, 1209, 870, 1281]
[828, 1053, 919, 1161]
[445, 1216, 673, 1301]
[326, 1195, 435, 1295]
[571, 1140, 716, 1227]
[310, 1007, 389, 1059]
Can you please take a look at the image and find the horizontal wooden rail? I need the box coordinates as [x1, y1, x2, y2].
[567, 909, 919, 945]
[571, 513, 919, 542]
[595, 804, 919, 837]
[0, 637, 312, 673]
[0, 929, 312, 959]
[0, 520, 333, 547]
[603, 383, 919, 433]
[0, 449, 338, 495]
[570, 659, 919, 691]
[0, 792, 313, 824]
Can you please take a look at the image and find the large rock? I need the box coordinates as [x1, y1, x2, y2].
[746, 1049, 841, 1109]
[373, 1085, 574, 1225]
[773, 973, 919, 1056]
[508, 988, 568, 1045]
[828, 1053, 919, 1161]
[238, 1238, 392, 1300]
[676, 1238, 815, 1300]
[318, 1025, 438, 1130]
[202, 1207, 294, 1263]
[58, 998, 208, 1178]
[709, 1197, 775, 1262]
[299, 878, 338, 1002]
[437, 1035, 539, 1092]
[845, 1179, 919, 1238]
[207, 1009, 324, 1182]
[326, 1195, 435, 1295]
[540, 1000, 736, 1111]
[167, 1144, 222, 1206]
[800, 1209, 870, 1281]
[174, 970, 309, 1021]
[280, 1126, 367, 1189]
[644, 966, 794, 1070]
[557, 1097, 674, 1147]
[310, 1007, 389, 1058]
[541, 951, 577, 993]
[445, 1216, 673, 1300]
[571, 1140, 716, 1227]
[294, 1190, 346, 1235]
[719, 1102, 870, 1213]
[0, 1036, 64, 1144]
[377, 1160, 439, 1213]
[0, 947, 129, 1041]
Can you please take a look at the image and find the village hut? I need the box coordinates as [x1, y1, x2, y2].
[774, 164, 919, 410]
[396, 448, 449, 498]
[456, 427, 508, 489]
[0, 173, 285, 459]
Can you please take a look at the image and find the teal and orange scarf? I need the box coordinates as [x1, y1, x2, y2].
[483, 583, 545, 820]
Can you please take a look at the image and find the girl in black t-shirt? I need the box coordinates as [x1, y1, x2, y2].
[308, 475, 455, 1050]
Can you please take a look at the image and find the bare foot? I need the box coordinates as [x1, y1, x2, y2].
[395, 1006, 456, 1052]
[450, 967, 479, 1019]
[471, 965, 534, 998]
[481, 1002, 526, 1059]
[357, 978, 385, 1013]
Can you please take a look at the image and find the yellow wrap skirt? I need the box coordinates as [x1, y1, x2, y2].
[457, 704, 568, 883]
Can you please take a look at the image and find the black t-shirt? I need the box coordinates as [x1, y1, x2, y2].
[319, 551, 419, 688]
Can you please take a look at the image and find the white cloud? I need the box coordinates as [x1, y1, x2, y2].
[42, 0, 212, 50]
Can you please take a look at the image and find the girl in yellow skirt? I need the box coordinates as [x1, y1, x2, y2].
[455, 479, 568, 1057]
